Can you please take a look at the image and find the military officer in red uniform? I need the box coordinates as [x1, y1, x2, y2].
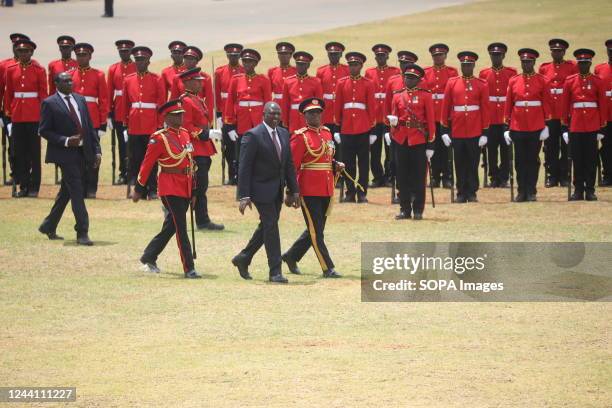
[440, 51, 490, 203]
[424, 44, 458, 188]
[169, 46, 213, 107]
[282, 97, 343, 278]
[134, 99, 201, 279]
[4, 39, 48, 197]
[268, 42, 296, 108]
[281, 51, 323, 133]
[316, 42, 350, 137]
[562, 49, 608, 201]
[161, 40, 186, 97]
[178, 68, 224, 231]
[334, 51, 376, 203]
[120, 46, 166, 199]
[478, 42, 517, 187]
[385, 51, 419, 122]
[48, 35, 77, 95]
[539, 39, 578, 187]
[107, 39, 136, 184]
[71, 42, 109, 198]
[215, 43, 245, 185]
[594, 39, 612, 186]
[224, 48, 272, 176]
[504, 48, 552, 202]
[388, 64, 436, 219]
[365, 44, 401, 188]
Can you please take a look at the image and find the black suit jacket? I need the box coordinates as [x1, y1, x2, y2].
[238, 123, 299, 203]
[38, 92, 101, 165]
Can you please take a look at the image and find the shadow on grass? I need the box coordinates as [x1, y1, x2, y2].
[63, 240, 118, 247]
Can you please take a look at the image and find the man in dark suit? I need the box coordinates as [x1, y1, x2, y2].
[38, 72, 102, 245]
[232, 102, 300, 283]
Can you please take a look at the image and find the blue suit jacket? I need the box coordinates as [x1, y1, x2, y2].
[38, 92, 101, 165]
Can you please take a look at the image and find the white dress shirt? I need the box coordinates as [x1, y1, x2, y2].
[263, 121, 281, 155]
[58, 91, 83, 147]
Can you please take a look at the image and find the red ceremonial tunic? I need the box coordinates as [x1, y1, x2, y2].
[561, 73, 608, 132]
[71, 67, 109, 128]
[214, 63, 244, 115]
[48, 58, 78, 94]
[281, 74, 323, 133]
[4, 61, 48, 122]
[334, 75, 376, 135]
[268, 65, 296, 103]
[224, 73, 272, 134]
[504, 73, 552, 132]
[423, 65, 459, 122]
[316, 63, 350, 124]
[169, 72, 214, 109]
[365, 65, 401, 124]
[441, 76, 490, 138]
[180, 92, 217, 157]
[290, 125, 335, 197]
[161, 64, 186, 97]
[538, 60, 578, 120]
[594, 62, 612, 122]
[478, 66, 518, 125]
[390, 87, 436, 146]
[120, 71, 166, 135]
[107, 60, 136, 124]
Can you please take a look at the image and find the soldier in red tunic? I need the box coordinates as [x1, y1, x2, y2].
[316, 42, 349, 137]
[268, 42, 296, 109]
[388, 64, 436, 219]
[71, 43, 109, 198]
[169, 46, 213, 108]
[562, 49, 608, 201]
[107, 39, 136, 185]
[478, 43, 517, 187]
[48, 35, 77, 95]
[4, 39, 48, 197]
[134, 99, 201, 279]
[281, 51, 323, 133]
[215, 43, 245, 185]
[282, 97, 343, 278]
[539, 39, 578, 187]
[366, 44, 401, 188]
[594, 39, 612, 186]
[161, 40, 187, 98]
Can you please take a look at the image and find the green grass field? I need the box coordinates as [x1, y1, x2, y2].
[1, 0, 611, 406]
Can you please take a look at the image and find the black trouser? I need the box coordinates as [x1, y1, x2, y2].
[221, 123, 237, 183]
[431, 122, 450, 182]
[285, 196, 334, 272]
[370, 123, 389, 183]
[544, 119, 568, 182]
[511, 130, 541, 196]
[340, 132, 369, 195]
[141, 195, 194, 273]
[487, 124, 509, 184]
[395, 141, 427, 215]
[194, 156, 212, 226]
[40, 155, 89, 235]
[112, 120, 127, 178]
[452, 136, 480, 198]
[104, 0, 114, 16]
[12, 122, 41, 193]
[570, 132, 598, 194]
[128, 134, 157, 194]
[600, 121, 612, 180]
[83, 128, 100, 195]
[237, 195, 283, 277]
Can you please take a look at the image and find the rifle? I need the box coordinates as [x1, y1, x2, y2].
[567, 144, 572, 201]
[389, 140, 398, 204]
[211, 56, 225, 185]
[509, 141, 515, 202]
[449, 143, 455, 203]
[596, 141, 602, 186]
[1, 123, 6, 185]
[190, 200, 197, 259]
[482, 146, 489, 187]
[111, 119, 117, 185]
[126, 132, 132, 199]
[427, 159, 435, 208]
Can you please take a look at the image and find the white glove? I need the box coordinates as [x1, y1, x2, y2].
[384, 132, 391, 146]
[209, 128, 222, 142]
[106, 117, 114, 130]
[426, 149, 434, 160]
[597, 133, 605, 141]
[562, 132, 569, 144]
[441, 133, 451, 147]
[216, 117, 224, 130]
[334, 132, 341, 144]
[228, 130, 238, 142]
[539, 126, 549, 141]
[387, 115, 398, 127]
[123, 129, 128, 143]
[503, 130, 512, 145]
[369, 134, 377, 145]
[0, 117, 4, 128]
[7, 123, 12, 136]
[478, 135, 488, 147]
[97, 129, 105, 138]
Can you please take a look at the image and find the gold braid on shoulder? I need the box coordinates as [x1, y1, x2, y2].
[157, 131, 194, 170]
[298, 126, 332, 165]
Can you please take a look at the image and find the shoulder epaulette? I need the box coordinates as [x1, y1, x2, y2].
[392, 87, 406, 94]
[321, 125, 330, 132]
[417, 87, 431, 93]
[294, 127, 308, 135]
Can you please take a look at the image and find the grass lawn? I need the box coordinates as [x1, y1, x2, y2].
[1, 0, 611, 406]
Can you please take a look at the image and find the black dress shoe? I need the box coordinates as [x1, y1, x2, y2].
[514, 193, 527, 202]
[4, 178, 13, 186]
[429, 178, 440, 188]
[27, 190, 39, 198]
[357, 193, 368, 203]
[323, 269, 342, 278]
[467, 194, 478, 203]
[395, 211, 411, 220]
[117, 175, 127, 185]
[282, 254, 301, 274]
[391, 196, 400, 204]
[76, 235, 94, 246]
[413, 213, 423, 220]
[85, 192, 96, 199]
[569, 192, 584, 201]
[545, 177, 558, 188]
[101, 13, 113, 17]
[231, 255, 252, 280]
[198, 221, 225, 231]
[269, 274, 288, 283]
[442, 179, 453, 189]
[585, 192, 598, 201]
[526, 194, 537, 202]
[38, 225, 63, 240]
[148, 192, 159, 200]
[498, 180, 509, 188]
[600, 177, 612, 187]
[368, 179, 385, 188]
[559, 179, 570, 187]
[455, 194, 467, 203]
[489, 179, 499, 188]
[184, 269, 202, 279]
[343, 193, 356, 203]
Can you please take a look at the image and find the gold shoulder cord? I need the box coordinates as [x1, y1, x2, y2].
[158, 132, 195, 171]
[301, 127, 332, 165]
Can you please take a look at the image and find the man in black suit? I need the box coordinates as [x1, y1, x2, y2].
[232, 102, 300, 283]
[38, 72, 101, 245]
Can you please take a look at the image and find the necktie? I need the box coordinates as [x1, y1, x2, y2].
[65, 95, 83, 138]
[271, 129, 281, 160]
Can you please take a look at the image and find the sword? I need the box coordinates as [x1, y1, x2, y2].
[211, 56, 225, 185]
[427, 159, 435, 208]
[482, 146, 489, 187]
[449, 143, 455, 203]
[111, 119, 117, 185]
[1, 122, 6, 185]
[190, 199, 197, 259]
[126, 132, 132, 199]
[509, 140, 515, 202]
[567, 141, 572, 201]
